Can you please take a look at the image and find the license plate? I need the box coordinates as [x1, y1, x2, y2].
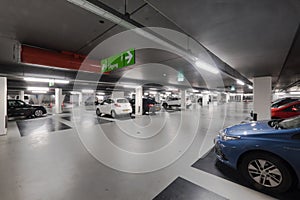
[123, 109, 129, 112]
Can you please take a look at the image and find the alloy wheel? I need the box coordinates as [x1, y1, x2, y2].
[248, 159, 282, 188]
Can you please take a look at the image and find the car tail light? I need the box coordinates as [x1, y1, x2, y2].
[114, 103, 121, 107]
[148, 104, 154, 107]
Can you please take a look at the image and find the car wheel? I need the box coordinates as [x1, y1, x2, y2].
[111, 110, 117, 118]
[96, 108, 101, 116]
[34, 109, 44, 117]
[162, 103, 168, 109]
[239, 152, 294, 193]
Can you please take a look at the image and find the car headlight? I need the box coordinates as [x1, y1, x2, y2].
[221, 135, 241, 141]
[219, 129, 240, 141]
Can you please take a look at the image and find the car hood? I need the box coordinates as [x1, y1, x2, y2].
[225, 121, 275, 136]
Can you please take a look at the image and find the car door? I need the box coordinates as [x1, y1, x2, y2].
[283, 103, 300, 118]
[15, 100, 30, 116]
[7, 100, 18, 117]
[99, 99, 109, 114]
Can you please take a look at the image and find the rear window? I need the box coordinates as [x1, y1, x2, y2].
[117, 99, 128, 103]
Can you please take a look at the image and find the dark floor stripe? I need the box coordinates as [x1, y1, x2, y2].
[153, 177, 227, 200]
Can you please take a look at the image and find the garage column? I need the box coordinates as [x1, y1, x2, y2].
[181, 89, 187, 110]
[155, 93, 160, 103]
[78, 92, 82, 106]
[253, 77, 272, 120]
[55, 88, 63, 114]
[0, 77, 7, 136]
[19, 90, 24, 101]
[135, 86, 143, 116]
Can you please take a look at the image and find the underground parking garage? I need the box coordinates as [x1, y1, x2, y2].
[0, 0, 300, 199]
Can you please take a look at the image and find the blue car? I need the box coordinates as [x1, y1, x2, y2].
[214, 116, 300, 193]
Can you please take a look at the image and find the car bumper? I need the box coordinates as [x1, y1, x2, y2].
[214, 136, 236, 169]
[115, 109, 132, 115]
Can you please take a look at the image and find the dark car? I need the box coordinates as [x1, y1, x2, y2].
[271, 100, 300, 119]
[214, 116, 300, 193]
[8, 99, 47, 118]
[271, 97, 299, 108]
[129, 98, 161, 114]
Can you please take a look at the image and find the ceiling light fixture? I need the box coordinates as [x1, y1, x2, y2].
[195, 60, 219, 74]
[236, 80, 245, 86]
[289, 91, 300, 95]
[24, 77, 69, 84]
[27, 87, 49, 91]
[97, 92, 105, 95]
[82, 89, 94, 93]
[31, 90, 47, 94]
[248, 85, 253, 89]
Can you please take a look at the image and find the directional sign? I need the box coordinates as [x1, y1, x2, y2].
[101, 49, 135, 73]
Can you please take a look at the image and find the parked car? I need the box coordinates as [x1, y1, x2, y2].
[162, 97, 181, 109]
[7, 99, 47, 118]
[129, 98, 161, 114]
[96, 98, 132, 118]
[214, 116, 300, 193]
[271, 97, 299, 108]
[271, 100, 300, 119]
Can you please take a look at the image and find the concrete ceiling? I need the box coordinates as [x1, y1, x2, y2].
[0, 0, 299, 91]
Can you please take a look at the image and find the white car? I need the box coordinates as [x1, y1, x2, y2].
[96, 98, 132, 118]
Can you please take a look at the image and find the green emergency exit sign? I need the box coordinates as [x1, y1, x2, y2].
[101, 49, 135, 73]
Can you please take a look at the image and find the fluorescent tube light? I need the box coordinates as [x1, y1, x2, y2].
[27, 87, 49, 91]
[82, 89, 94, 93]
[24, 77, 50, 82]
[195, 60, 219, 74]
[289, 91, 300, 95]
[97, 92, 105, 95]
[236, 80, 245, 85]
[31, 91, 47, 94]
[54, 80, 70, 84]
[24, 77, 69, 84]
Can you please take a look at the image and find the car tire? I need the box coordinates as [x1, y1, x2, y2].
[162, 103, 168, 109]
[111, 110, 117, 118]
[34, 109, 44, 117]
[239, 152, 294, 193]
[96, 108, 101, 116]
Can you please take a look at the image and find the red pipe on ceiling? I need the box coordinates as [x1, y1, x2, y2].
[21, 45, 103, 73]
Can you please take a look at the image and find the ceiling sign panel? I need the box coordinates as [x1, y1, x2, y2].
[101, 49, 135, 73]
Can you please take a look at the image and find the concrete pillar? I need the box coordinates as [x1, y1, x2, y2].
[225, 93, 230, 103]
[253, 77, 272, 120]
[135, 86, 143, 116]
[155, 93, 160, 103]
[55, 88, 62, 114]
[181, 89, 187, 109]
[78, 92, 82, 106]
[0, 77, 7, 136]
[202, 94, 209, 106]
[19, 90, 24, 101]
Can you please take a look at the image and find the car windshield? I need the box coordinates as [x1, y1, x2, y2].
[278, 116, 300, 129]
[117, 99, 128, 103]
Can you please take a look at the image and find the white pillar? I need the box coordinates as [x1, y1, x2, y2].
[78, 92, 83, 106]
[0, 77, 7, 136]
[19, 90, 24, 101]
[225, 93, 230, 103]
[135, 86, 143, 116]
[55, 88, 62, 114]
[202, 94, 209, 106]
[155, 93, 160, 103]
[181, 89, 187, 109]
[253, 77, 272, 120]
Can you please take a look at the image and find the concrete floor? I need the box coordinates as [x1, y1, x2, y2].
[0, 102, 275, 200]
